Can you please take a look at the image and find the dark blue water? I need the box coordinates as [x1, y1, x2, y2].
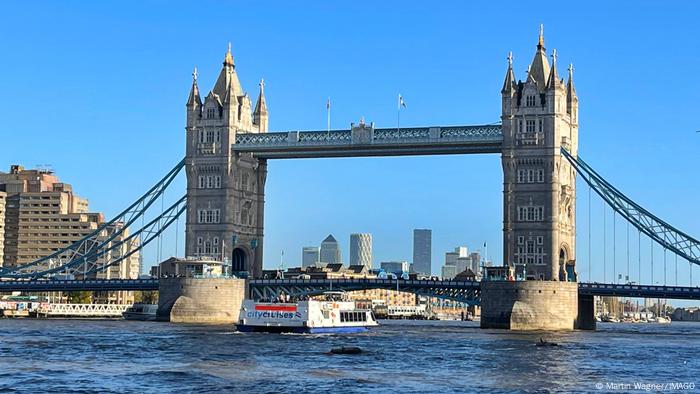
[0, 319, 697, 393]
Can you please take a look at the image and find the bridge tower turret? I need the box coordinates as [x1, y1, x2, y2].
[501, 27, 578, 281]
[185, 44, 267, 278]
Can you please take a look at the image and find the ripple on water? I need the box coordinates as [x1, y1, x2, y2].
[0, 319, 699, 393]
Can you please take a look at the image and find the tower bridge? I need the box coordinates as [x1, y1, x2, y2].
[1, 29, 699, 330]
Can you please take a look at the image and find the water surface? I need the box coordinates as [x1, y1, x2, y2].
[0, 319, 697, 393]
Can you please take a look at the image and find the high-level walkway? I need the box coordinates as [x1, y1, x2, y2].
[232, 125, 503, 158]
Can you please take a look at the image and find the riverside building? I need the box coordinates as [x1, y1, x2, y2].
[0, 165, 139, 303]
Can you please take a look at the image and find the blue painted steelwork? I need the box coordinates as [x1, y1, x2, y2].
[0, 160, 186, 279]
[562, 149, 700, 266]
[249, 278, 482, 305]
[0, 278, 159, 292]
[81, 196, 187, 276]
[250, 279, 700, 303]
[578, 282, 700, 300]
[232, 125, 503, 158]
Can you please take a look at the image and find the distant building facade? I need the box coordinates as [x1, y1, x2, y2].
[380, 260, 409, 274]
[349, 233, 372, 269]
[441, 264, 458, 280]
[412, 229, 431, 275]
[320, 234, 341, 265]
[302, 246, 320, 268]
[0, 191, 5, 267]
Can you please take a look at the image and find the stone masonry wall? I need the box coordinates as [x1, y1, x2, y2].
[157, 278, 247, 324]
[481, 281, 578, 330]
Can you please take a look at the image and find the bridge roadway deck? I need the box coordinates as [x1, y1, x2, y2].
[1, 279, 698, 301]
[0, 278, 159, 292]
[232, 125, 503, 159]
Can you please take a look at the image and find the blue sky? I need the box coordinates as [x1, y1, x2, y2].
[1, 1, 698, 287]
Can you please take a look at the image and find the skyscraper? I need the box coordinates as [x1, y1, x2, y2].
[0, 191, 5, 267]
[320, 234, 341, 265]
[302, 246, 320, 268]
[412, 229, 432, 275]
[349, 233, 372, 269]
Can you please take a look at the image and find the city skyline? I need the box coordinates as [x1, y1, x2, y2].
[0, 2, 698, 281]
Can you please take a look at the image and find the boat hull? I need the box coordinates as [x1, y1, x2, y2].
[236, 324, 370, 334]
[122, 312, 157, 321]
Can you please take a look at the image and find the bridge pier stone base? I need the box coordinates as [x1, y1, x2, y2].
[157, 278, 247, 324]
[576, 293, 596, 330]
[480, 281, 579, 331]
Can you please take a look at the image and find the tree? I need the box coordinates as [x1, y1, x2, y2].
[133, 291, 158, 304]
[67, 291, 93, 304]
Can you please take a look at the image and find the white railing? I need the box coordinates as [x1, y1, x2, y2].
[37, 303, 132, 317]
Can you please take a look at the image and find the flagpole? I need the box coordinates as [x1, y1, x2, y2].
[327, 97, 331, 133]
[397, 94, 400, 133]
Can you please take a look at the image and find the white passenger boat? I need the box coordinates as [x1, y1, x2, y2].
[122, 303, 158, 321]
[236, 291, 378, 334]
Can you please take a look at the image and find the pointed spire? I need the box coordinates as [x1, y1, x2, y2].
[186, 66, 202, 106]
[566, 63, 578, 116]
[546, 49, 560, 90]
[501, 51, 516, 94]
[213, 43, 243, 100]
[223, 71, 239, 105]
[254, 78, 267, 115]
[567, 63, 577, 96]
[528, 24, 550, 92]
[224, 41, 234, 66]
[253, 78, 268, 132]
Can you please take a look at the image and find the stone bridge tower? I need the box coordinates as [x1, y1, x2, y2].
[501, 28, 579, 281]
[185, 44, 268, 278]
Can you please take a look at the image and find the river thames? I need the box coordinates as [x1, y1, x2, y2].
[0, 319, 697, 393]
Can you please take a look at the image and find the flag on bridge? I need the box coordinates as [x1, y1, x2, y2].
[398, 94, 407, 109]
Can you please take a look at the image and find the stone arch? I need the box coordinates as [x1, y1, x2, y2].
[559, 243, 569, 281]
[232, 247, 248, 273]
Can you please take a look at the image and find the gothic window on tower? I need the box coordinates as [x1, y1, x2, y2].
[241, 208, 249, 225]
[517, 168, 546, 184]
[242, 173, 249, 190]
[197, 209, 221, 224]
[517, 206, 544, 222]
[526, 95, 536, 107]
[207, 108, 217, 119]
[515, 235, 547, 266]
[526, 120, 535, 133]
